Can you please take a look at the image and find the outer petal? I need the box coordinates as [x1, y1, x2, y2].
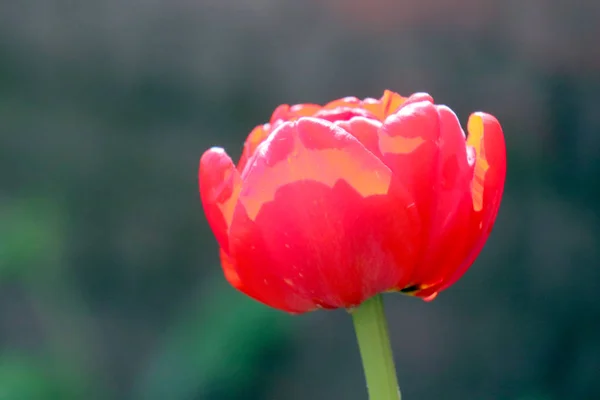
[378, 101, 484, 294]
[378, 100, 441, 280]
[228, 117, 420, 312]
[401, 106, 474, 290]
[199, 147, 242, 254]
[445, 113, 506, 286]
[220, 248, 243, 291]
[417, 112, 506, 299]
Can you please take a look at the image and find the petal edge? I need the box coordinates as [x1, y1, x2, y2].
[199, 147, 242, 253]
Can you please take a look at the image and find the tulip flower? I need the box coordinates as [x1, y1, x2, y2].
[199, 90, 506, 399]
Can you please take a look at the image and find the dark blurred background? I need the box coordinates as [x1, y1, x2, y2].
[1, 1, 599, 399]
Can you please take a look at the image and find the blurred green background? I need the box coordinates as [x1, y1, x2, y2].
[1, 1, 599, 399]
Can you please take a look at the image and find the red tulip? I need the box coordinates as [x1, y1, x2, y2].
[199, 90, 506, 314]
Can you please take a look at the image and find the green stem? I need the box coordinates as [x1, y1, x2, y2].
[351, 294, 401, 400]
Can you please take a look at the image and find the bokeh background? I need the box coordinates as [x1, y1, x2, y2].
[1, 1, 599, 399]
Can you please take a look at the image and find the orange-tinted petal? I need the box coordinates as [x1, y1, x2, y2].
[466, 113, 505, 213]
[238, 117, 393, 220]
[404, 106, 474, 288]
[334, 116, 383, 159]
[289, 103, 322, 117]
[378, 101, 482, 291]
[270, 104, 292, 125]
[322, 91, 412, 122]
[448, 113, 506, 284]
[239, 104, 325, 172]
[416, 112, 506, 299]
[379, 89, 407, 118]
[237, 124, 270, 172]
[199, 147, 242, 253]
[379, 100, 441, 231]
[324, 96, 362, 110]
[363, 90, 431, 121]
[270, 104, 322, 125]
[227, 117, 420, 310]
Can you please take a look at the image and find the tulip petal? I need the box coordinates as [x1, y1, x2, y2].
[379, 102, 486, 293]
[324, 96, 362, 109]
[379, 89, 407, 117]
[238, 104, 324, 172]
[334, 117, 383, 159]
[403, 105, 474, 288]
[466, 112, 506, 214]
[239, 117, 393, 221]
[237, 124, 271, 172]
[199, 147, 242, 254]
[228, 117, 420, 310]
[224, 205, 322, 313]
[400, 92, 435, 109]
[270, 104, 292, 125]
[449, 113, 506, 282]
[378, 100, 441, 253]
[220, 248, 242, 290]
[363, 91, 432, 121]
[313, 106, 378, 123]
[289, 103, 322, 117]
[219, 247, 314, 313]
[270, 104, 322, 125]
[230, 181, 420, 311]
[417, 112, 506, 298]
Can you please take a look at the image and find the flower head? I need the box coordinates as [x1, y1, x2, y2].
[199, 90, 506, 313]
